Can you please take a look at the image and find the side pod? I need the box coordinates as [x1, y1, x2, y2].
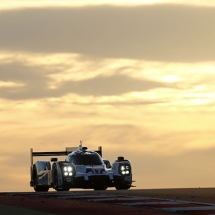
[112, 157, 132, 190]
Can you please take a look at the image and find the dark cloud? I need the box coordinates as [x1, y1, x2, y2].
[0, 63, 50, 99]
[0, 63, 171, 100]
[0, 5, 215, 62]
[59, 74, 169, 96]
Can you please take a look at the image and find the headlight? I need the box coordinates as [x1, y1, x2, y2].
[119, 165, 130, 175]
[121, 166, 125, 171]
[63, 166, 73, 176]
[68, 166, 72, 172]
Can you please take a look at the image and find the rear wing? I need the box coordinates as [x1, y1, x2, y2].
[30, 146, 102, 166]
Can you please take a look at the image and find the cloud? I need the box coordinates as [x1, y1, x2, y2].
[58, 74, 170, 96]
[0, 5, 215, 62]
[0, 62, 171, 100]
[0, 63, 50, 100]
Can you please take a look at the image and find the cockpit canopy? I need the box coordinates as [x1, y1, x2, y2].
[66, 151, 103, 165]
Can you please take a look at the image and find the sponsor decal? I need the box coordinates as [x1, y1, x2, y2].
[92, 169, 103, 174]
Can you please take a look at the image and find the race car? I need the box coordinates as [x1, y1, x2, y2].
[30, 145, 133, 192]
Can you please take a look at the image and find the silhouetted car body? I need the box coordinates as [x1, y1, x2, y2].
[30, 146, 133, 192]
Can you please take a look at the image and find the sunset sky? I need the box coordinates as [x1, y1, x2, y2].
[0, 0, 215, 192]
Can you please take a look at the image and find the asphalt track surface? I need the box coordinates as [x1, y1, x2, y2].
[1, 188, 215, 215]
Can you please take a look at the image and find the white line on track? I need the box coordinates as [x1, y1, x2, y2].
[3, 192, 215, 215]
[87, 197, 150, 202]
[119, 201, 191, 206]
[162, 205, 215, 212]
[70, 194, 215, 214]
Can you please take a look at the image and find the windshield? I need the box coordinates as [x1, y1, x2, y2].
[68, 153, 103, 165]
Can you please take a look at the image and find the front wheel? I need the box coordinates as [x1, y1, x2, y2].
[94, 186, 107, 191]
[61, 187, 70, 191]
[53, 165, 60, 191]
[34, 186, 49, 192]
[115, 184, 130, 190]
[33, 165, 49, 192]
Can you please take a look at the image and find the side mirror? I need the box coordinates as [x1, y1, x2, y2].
[51, 158, 58, 162]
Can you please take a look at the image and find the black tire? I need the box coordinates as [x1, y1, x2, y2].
[115, 184, 130, 190]
[34, 186, 49, 192]
[61, 187, 70, 191]
[53, 165, 70, 191]
[94, 186, 107, 191]
[33, 165, 49, 192]
[53, 165, 59, 191]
